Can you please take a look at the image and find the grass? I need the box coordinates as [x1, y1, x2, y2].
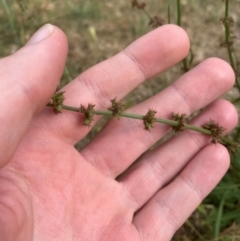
[1, 0, 240, 240]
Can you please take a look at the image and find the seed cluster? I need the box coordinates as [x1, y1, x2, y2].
[79, 104, 95, 127]
[143, 109, 157, 131]
[107, 98, 124, 119]
[48, 91, 65, 114]
[202, 120, 226, 144]
[172, 113, 187, 133]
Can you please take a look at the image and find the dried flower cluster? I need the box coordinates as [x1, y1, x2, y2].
[132, 0, 146, 10]
[143, 109, 157, 131]
[107, 98, 125, 119]
[48, 91, 65, 114]
[148, 15, 164, 28]
[172, 113, 187, 133]
[80, 104, 95, 127]
[202, 120, 226, 144]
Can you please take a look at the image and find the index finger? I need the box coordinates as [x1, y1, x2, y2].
[37, 24, 190, 143]
[0, 25, 67, 168]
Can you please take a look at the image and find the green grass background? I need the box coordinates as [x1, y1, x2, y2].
[1, 0, 240, 240]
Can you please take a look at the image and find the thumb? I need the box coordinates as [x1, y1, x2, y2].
[0, 24, 68, 168]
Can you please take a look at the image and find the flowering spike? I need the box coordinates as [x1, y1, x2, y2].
[172, 113, 187, 133]
[48, 91, 65, 114]
[202, 120, 226, 144]
[80, 104, 95, 127]
[143, 109, 157, 131]
[107, 98, 124, 119]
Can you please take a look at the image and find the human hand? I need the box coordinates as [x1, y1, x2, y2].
[0, 24, 238, 241]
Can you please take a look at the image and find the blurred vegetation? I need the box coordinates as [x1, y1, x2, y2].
[1, 0, 240, 240]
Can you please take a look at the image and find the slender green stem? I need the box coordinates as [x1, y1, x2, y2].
[182, 58, 189, 72]
[188, 48, 194, 67]
[64, 65, 73, 82]
[142, 9, 154, 23]
[176, 0, 189, 71]
[141, 8, 161, 28]
[176, 0, 181, 26]
[1, 0, 21, 46]
[224, 0, 235, 70]
[225, 0, 229, 19]
[231, 35, 240, 90]
[167, 0, 171, 23]
[47, 104, 237, 148]
[214, 190, 228, 239]
[223, 0, 240, 90]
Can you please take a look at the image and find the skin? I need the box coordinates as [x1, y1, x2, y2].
[0, 24, 238, 241]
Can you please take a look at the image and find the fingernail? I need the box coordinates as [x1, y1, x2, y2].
[27, 24, 55, 45]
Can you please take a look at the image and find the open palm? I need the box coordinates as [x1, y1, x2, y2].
[0, 24, 238, 241]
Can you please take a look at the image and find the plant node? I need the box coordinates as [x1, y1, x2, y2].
[149, 15, 164, 28]
[202, 120, 226, 144]
[80, 104, 95, 127]
[107, 98, 124, 119]
[220, 16, 234, 26]
[132, 0, 146, 9]
[143, 109, 157, 131]
[220, 41, 234, 47]
[172, 113, 187, 133]
[48, 91, 65, 114]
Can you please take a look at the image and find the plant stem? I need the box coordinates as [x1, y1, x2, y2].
[176, 0, 190, 71]
[64, 65, 73, 82]
[167, 0, 171, 23]
[47, 104, 236, 148]
[176, 0, 181, 26]
[140, 7, 161, 28]
[60, 104, 207, 132]
[223, 0, 240, 90]
[224, 0, 235, 70]
[223, 0, 240, 145]
[1, 0, 21, 46]
[142, 8, 154, 23]
[214, 190, 228, 239]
